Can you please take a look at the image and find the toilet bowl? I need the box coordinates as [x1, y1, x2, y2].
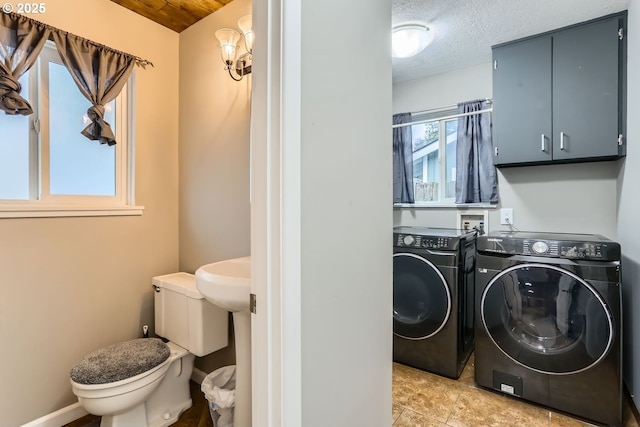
[70, 273, 229, 427]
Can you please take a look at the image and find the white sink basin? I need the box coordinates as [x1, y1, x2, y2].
[195, 256, 253, 426]
[195, 256, 251, 312]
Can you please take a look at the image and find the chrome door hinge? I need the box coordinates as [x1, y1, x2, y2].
[618, 134, 624, 146]
[250, 293, 256, 314]
[493, 60, 498, 70]
[32, 119, 41, 134]
[494, 146, 499, 156]
[619, 28, 624, 40]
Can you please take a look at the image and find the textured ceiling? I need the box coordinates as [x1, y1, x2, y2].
[392, 0, 631, 82]
[111, 0, 630, 79]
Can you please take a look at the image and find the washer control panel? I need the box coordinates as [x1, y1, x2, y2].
[477, 233, 620, 261]
[522, 240, 606, 259]
[559, 242, 604, 259]
[523, 240, 559, 256]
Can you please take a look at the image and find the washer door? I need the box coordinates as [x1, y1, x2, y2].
[481, 263, 614, 375]
[393, 253, 451, 340]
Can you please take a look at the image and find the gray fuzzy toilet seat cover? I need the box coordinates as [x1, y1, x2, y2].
[70, 338, 171, 385]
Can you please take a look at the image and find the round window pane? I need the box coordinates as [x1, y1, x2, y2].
[393, 253, 451, 339]
[481, 264, 613, 374]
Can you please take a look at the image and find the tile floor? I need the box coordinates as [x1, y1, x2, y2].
[392, 354, 640, 427]
[67, 354, 639, 427]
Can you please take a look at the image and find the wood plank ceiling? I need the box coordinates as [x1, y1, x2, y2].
[110, 0, 234, 33]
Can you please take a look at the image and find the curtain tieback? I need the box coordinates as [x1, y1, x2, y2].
[0, 74, 33, 115]
[81, 104, 117, 146]
[86, 104, 105, 122]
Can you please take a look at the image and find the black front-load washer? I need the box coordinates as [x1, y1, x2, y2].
[475, 231, 622, 426]
[393, 227, 476, 379]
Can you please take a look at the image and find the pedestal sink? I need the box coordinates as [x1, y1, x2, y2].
[195, 256, 252, 427]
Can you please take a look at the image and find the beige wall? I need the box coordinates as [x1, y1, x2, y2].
[0, 1, 180, 425]
[178, 0, 252, 373]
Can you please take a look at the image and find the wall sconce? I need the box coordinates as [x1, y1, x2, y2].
[215, 15, 253, 81]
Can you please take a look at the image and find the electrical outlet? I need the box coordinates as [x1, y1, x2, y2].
[500, 208, 514, 225]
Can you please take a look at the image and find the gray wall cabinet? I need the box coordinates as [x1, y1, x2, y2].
[492, 12, 627, 167]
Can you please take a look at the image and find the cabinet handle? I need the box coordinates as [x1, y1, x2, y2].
[560, 132, 566, 150]
[541, 134, 546, 152]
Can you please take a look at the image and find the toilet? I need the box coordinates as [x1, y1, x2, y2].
[70, 272, 229, 427]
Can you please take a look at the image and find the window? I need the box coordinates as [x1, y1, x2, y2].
[410, 108, 458, 203]
[0, 42, 141, 218]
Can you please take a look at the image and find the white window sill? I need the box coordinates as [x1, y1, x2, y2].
[394, 203, 497, 209]
[0, 204, 144, 218]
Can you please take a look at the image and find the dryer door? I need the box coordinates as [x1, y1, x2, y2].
[393, 253, 451, 339]
[481, 263, 614, 375]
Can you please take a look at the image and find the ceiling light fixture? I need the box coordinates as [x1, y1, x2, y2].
[215, 15, 253, 81]
[392, 24, 433, 59]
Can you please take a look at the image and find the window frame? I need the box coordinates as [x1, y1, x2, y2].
[394, 107, 495, 209]
[409, 110, 458, 205]
[0, 42, 143, 218]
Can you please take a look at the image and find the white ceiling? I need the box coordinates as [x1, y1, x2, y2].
[392, 0, 631, 83]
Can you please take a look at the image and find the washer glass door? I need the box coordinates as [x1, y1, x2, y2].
[393, 253, 451, 339]
[481, 263, 613, 374]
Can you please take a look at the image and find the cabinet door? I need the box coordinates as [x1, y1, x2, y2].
[552, 16, 621, 161]
[492, 36, 552, 166]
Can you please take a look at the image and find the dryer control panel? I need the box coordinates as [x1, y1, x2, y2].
[394, 232, 459, 251]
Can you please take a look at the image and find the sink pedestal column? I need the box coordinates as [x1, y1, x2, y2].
[194, 256, 252, 426]
[233, 311, 252, 427]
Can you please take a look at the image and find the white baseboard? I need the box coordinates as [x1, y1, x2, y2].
[191, 367, 208, 384]
[20, 402, 88, 427]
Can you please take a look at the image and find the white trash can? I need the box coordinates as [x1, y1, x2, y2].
[201, 365, 236, 427]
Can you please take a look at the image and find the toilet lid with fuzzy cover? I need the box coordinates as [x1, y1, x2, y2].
[70, 338, 170, 385]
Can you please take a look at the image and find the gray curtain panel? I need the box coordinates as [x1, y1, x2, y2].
[52, 31, 135, 146]
[393, 113, 414, 204]
[455, 100, 498, 204]
[0, 12, 51, 115]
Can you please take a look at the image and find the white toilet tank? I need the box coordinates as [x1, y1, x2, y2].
[152, 272, 228, 357]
